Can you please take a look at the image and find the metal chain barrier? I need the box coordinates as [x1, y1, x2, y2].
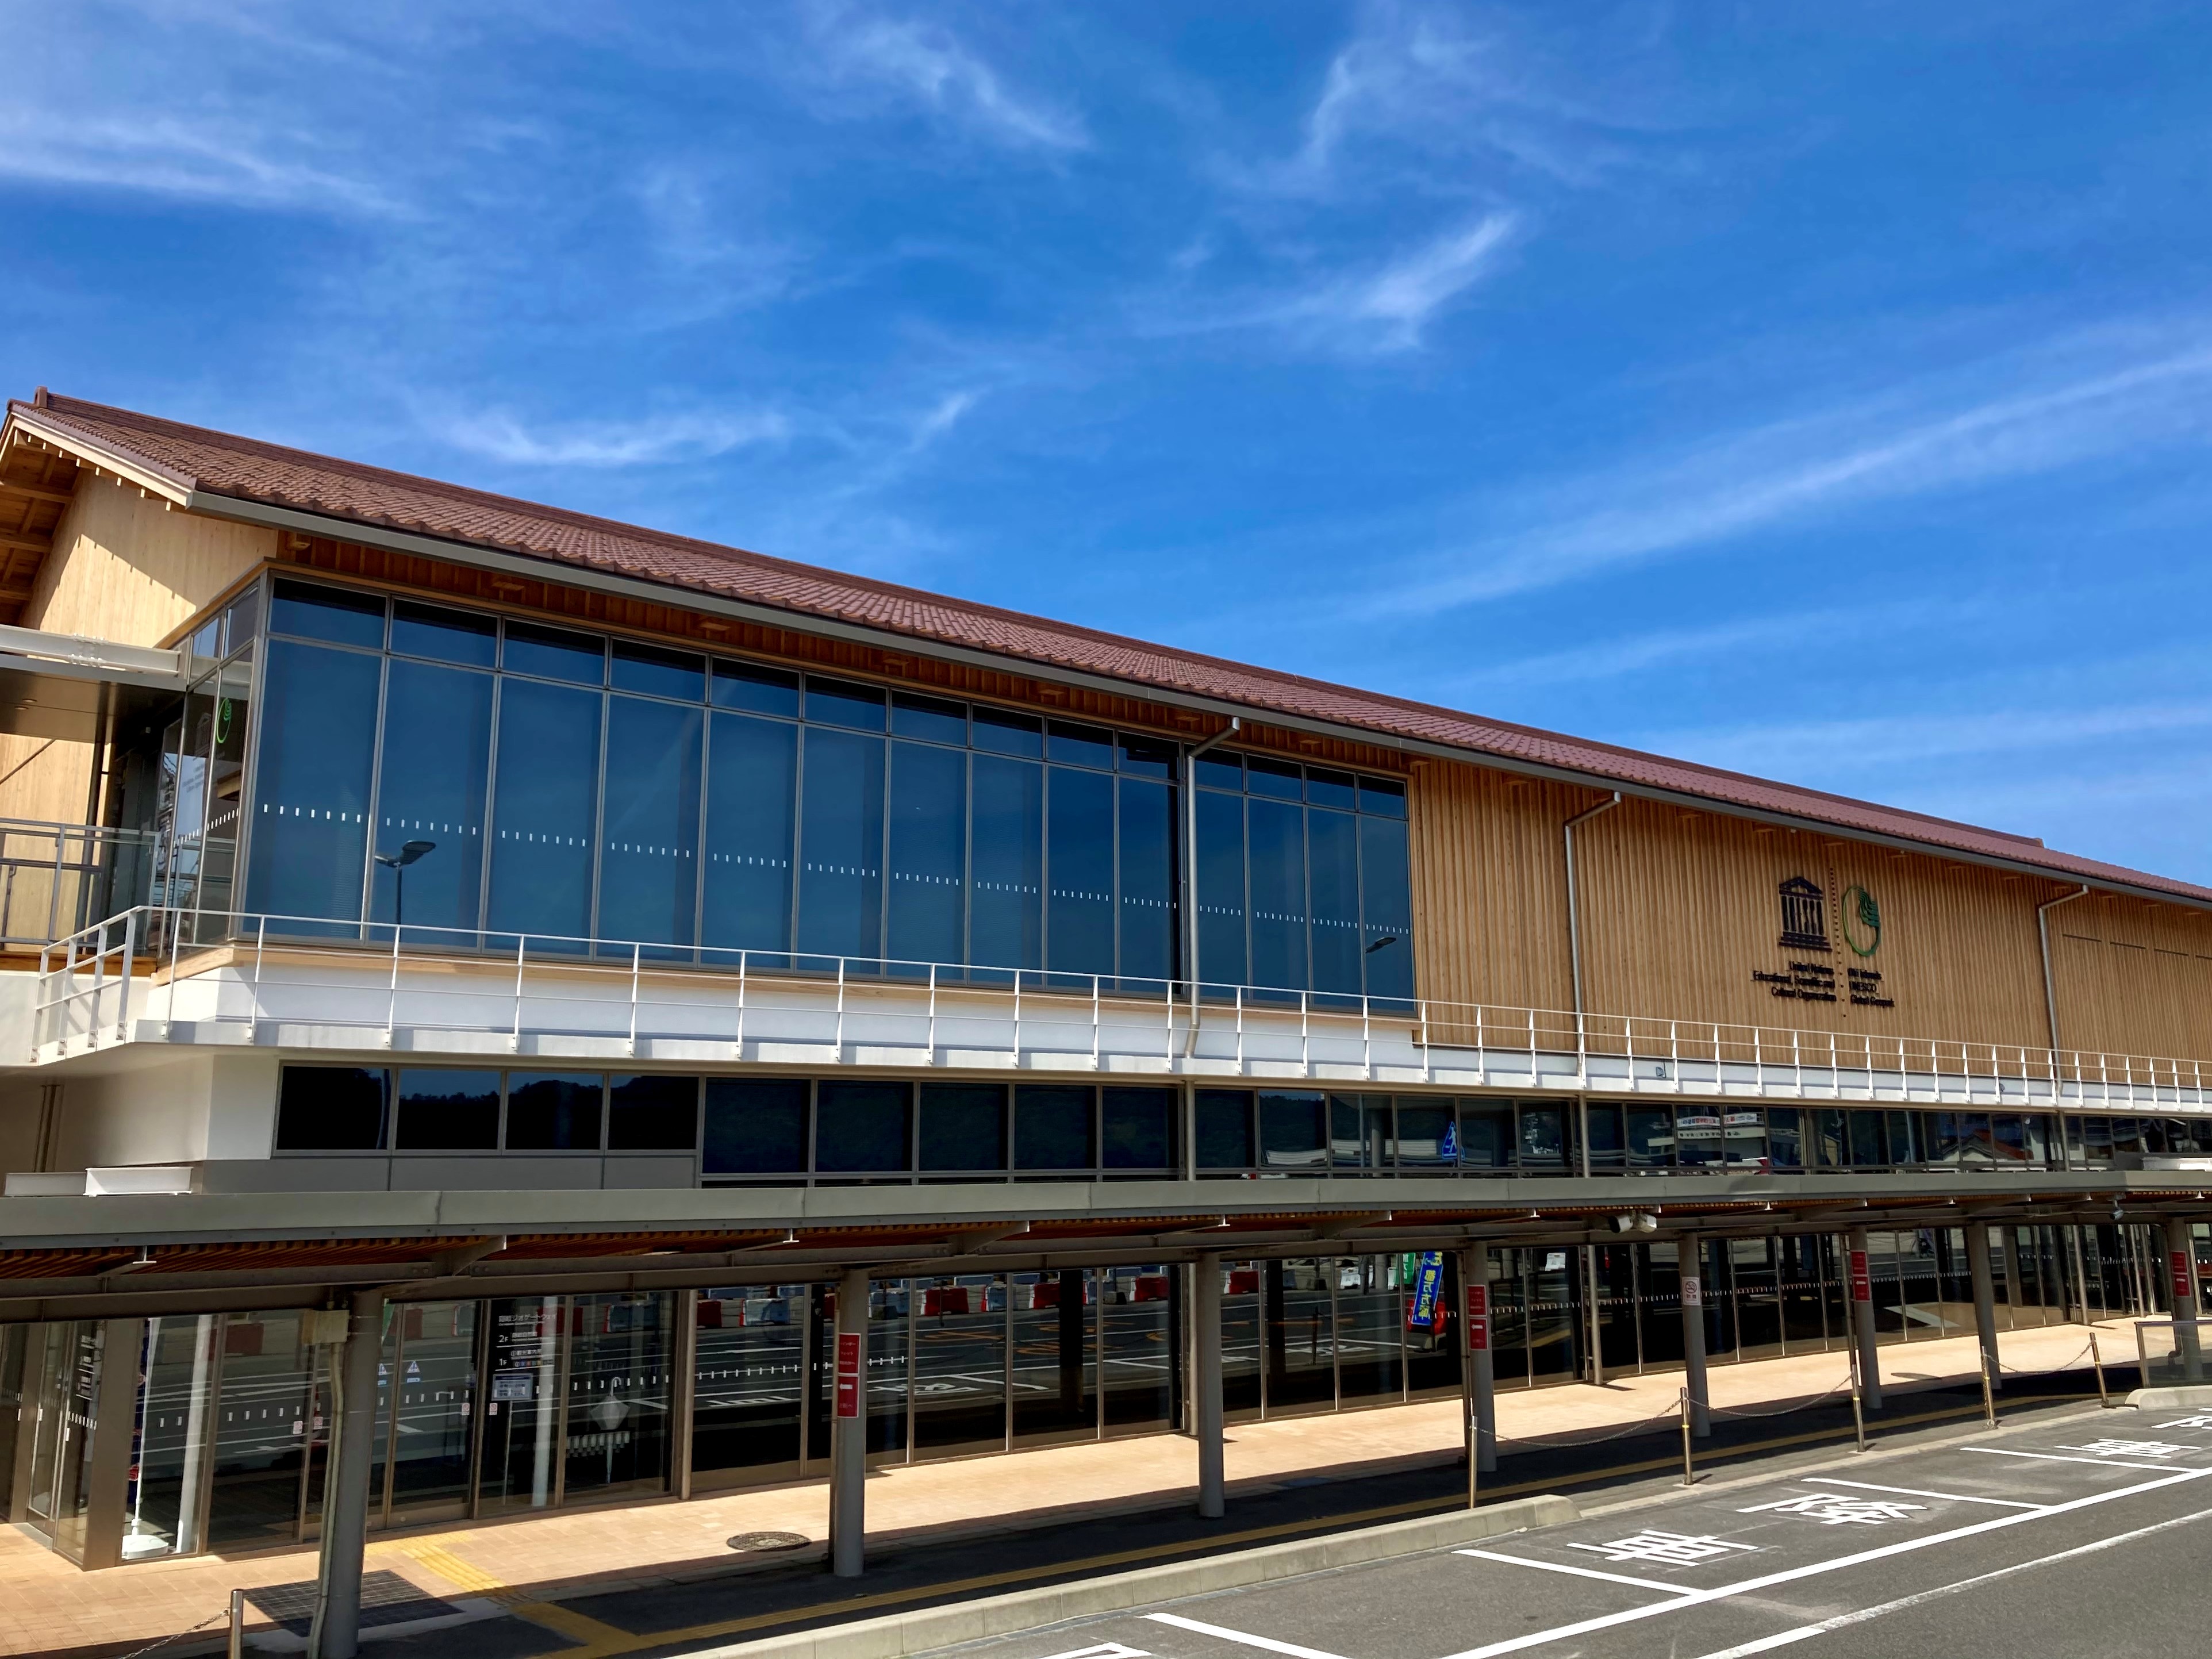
[1493, 1401, 1688, 1451]
[103, 1608, 230, 1659]
[1707, 1375, 1857, 1421]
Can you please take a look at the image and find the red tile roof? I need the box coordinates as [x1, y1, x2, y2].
[12, 390, 2206, 904]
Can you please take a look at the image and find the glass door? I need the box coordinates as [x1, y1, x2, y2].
[480, 1297, 563, 1514]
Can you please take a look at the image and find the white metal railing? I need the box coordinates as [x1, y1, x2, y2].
[27, 904, 2212, 1110]
[0, 819, 156, 947]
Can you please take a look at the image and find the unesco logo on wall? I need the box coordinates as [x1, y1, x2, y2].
[1754, 876, 1895, 1008]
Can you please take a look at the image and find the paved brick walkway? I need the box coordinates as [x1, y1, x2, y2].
[0, 1319, 2121, 1658]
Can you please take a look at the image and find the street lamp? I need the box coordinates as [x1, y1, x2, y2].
[374, 839, 437, 928]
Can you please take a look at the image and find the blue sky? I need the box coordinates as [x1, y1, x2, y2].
[5, 2, 2211, 880]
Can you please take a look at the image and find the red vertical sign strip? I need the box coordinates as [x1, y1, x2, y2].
[1464, 1284, 1488, 1353]
[1849, 1250, 1872, 1303]
[835, 1331, 862, 1418]
[2173, 1251, 2195, 1306]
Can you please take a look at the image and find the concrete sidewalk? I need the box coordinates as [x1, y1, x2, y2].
[0, 1319, 2119, 1659]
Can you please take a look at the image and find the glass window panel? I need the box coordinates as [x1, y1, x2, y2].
[1194, 752, 1242, 791]
[607, 1074, 698, 1151]
[1767, 1107, 1804, 1167]
[1117, 734, 1175, 779]
[1046, 766, 1115, 977]
[888, 740, 965, 967]
[804, 676, 886, 731]
[1583, 1103, 1625, 1168]
[563, 1293, 673, 1503]
[1358, 816, 1414, 999]
[598, 696, 703, 950]
[1519, 1104, 1568, 1168]
[1357, 776, 1407, 818]
[912, 1274, 1005, 1455]
[1015, 1085, 1094, 1170]
[1101, 1268, 1173, 1431]
[204, 1314, 318, 1547]
[505, 1073, 604, 1150]
[1395, 1101, 1453, 1169]
[711, 660, 800, 717]
[971, 705, 1043, 758]
[692, 1287, 805, 1474]
[373, 659, 491, 935]
[276, 1065, 387, 1150]
[1012, 1268, 1095, 1443]
[1246, 756, 1303, 800]
[610, 640, 705, 701]
[702, 1078, 807, 1174]
[1047, 720, 1112, 770]
[920, 1084, 1005, 1172]
[486, 678, 601, 942]
[1258, 1090, 1326, 1169]
[1247, 796, 1307, 990]
[221, 584, 263, 652]
[1305, 767, 1356, 809]
[1889, 1111, 1918, 1165]
[797, 727, 884, 962]
[970, 754, 1043, 973]
[1220, 1261, 1261, 1412]
[704, 713, 796, 957]
[1308, 807, 1360, 996]
[269, 578, 385, 647]
[1193, 789, 1246, 988]
[383, 1301, 477, 1526]
[246, 640, 380, 921]
[1102, 1086, 1173, 1169]
[1196, 1089, 1253, 1170]
[126, 1314, 218, 1559]
[481, 1297, 563, 1514]
[892, 692, 967, 746]
[390, 601, 496, 667]
[1333, 1094, 1392, 1170]
[393, 1069, 500, 1151]
[1676, 1108, 1722, 1168]
[1627, 1107, 1672, 1166]
[1335, 1255, 1404, 1401]
[1117, 777, 1175, 985]
[1849, 1111, 1888, 1167]
[815, 1081, 911, 1173]
[503, 621, 605, 685]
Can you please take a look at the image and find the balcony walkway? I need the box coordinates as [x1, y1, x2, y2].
[0, 1318, 2127, 1659]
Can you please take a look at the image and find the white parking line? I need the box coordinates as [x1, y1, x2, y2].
[1451, 1549, 1697, 1596]
[1793, 1476, 2042, 1510]
[1435, 1463, 2212, 1659]
[1683, 1497, 2212, 1659]
[1963, 1446, 2193, 1472]
[1143, 1612, 1351, 1659]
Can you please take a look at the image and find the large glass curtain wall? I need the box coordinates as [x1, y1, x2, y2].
[151, 587, 262, 939]
[240, 578, 1415, 997]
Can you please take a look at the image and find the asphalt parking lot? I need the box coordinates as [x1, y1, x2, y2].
[939, 1404, 2212, 1659]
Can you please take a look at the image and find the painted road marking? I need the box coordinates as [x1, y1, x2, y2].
[1964, 1446, 2195, 1472]
[2052, 1437, 2196, 1458]
[1451, 1548, 1698, 1596]
[1737, 1493, 1926, 1526]
[2156, 1414, 2212, 1429]
[1434, 1462, 2212, 1659]
[1028, 1645, 1152, 1659]
[1681, 1497, 2212, 1659]
[1568, 1530, 1761, 1565]
[1791, 1476, 2040, 1510]
[1144, 1612, 1353, 1659]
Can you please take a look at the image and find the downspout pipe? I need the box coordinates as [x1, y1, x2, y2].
[2037, 884, 2090, 1059]
[1182, 719, 1242, 1058]
[2036, 881, 2094, 1324]
[1563, 792, 1622, 1049]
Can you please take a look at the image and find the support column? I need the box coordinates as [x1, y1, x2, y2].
[1679, 1238, 1710, 1439]
[1846, 1228, 1883, 1411]
[2167, 1217, 2204, 1384]
[1195, 1251, 1224, 1519]
[315, 1291, 385, 1659]
[1460, 1243, 1496, 1472]
[1967, 1224, 2001, 1393]
[830, 1268, 869, 1578]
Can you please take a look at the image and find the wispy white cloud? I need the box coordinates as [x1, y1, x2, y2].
[432, 406, 790, 467]
[800, 1, 1086, 152]
[908, 388, 981, 450]
[0, 109, 399, 216]
[1145, 212, 1519, 354]
[1372, 324, 2212, 612]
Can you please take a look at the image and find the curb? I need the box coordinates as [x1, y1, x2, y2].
[2125, 1384, 2212, 1409]
[679, 1495, 1580, 1659]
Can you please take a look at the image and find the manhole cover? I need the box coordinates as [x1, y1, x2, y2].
[728, 1531, 809, 1553]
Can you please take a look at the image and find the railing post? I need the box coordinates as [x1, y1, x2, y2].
[1092, 972, 1101, 1071]
[86, 912, 109, 1053]
[735, 950, 749, 1057]
[1362, 993, 1372, 1080]
[511, 933, 527, 1053]
[115, 909, 137, 1043]
[1235, 985, 1246, 1072]
[928, 961, 938, 1063]
[836, 955, 848, 1059]
[1300, 989, 1310, 1074]
[628, 942, 643, 1057]
[1013, 967, 1022, 1066]
[385, 919, 402, 1044]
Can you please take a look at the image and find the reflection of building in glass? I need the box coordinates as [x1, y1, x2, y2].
[1777, 876, 1830, 950]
